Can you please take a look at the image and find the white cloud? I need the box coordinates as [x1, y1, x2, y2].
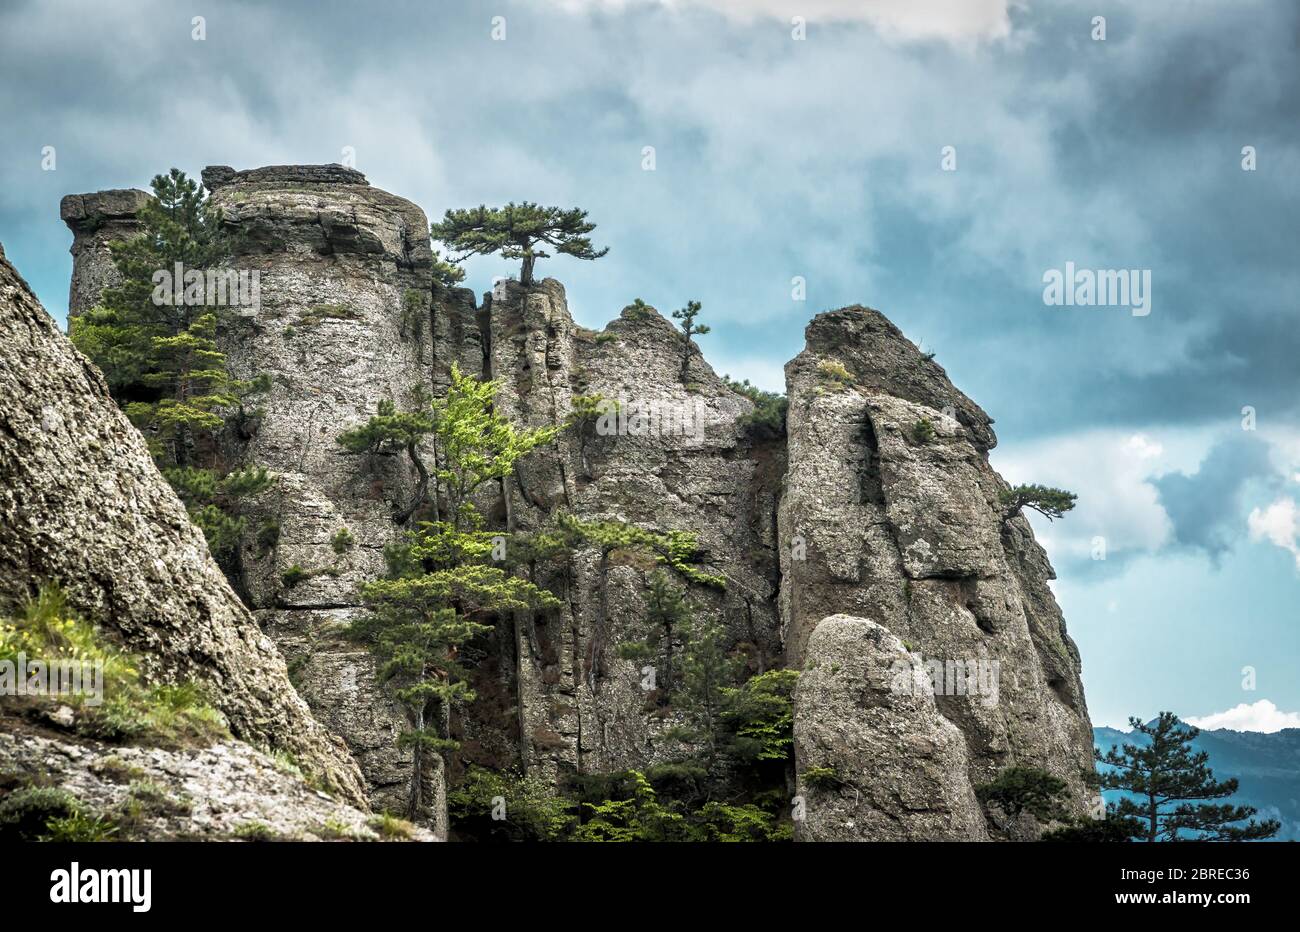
[1248, 497, 1300, 569]
[992, 428, 1177, 565]
[1186, 700, 1300, 734]
[550, 0, 1015, 42]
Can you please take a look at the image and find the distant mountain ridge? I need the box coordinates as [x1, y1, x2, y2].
[1094, 725, 1300, 841]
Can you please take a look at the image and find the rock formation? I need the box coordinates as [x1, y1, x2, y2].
[0, 247, 366, 806]
[44, 164, 1095, 840]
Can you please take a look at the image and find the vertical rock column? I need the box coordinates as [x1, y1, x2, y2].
[59, 188, 151, 319]
[203, 165, 444, 834]
[782, 306, 1095, 840]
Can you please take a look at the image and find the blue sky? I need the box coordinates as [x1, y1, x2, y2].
[1, 0, 1297, 730]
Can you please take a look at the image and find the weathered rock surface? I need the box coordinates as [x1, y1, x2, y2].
[200, 165, 446, 833]
[49, 167, 1097, 841]
[794, 615, 988, 841]
[780, 307, 1095, 833]
[0, 729, 433, 841]
[479, 281, 783, 779]
[0, 249, 366, 805]
[60, 188, 151, 318]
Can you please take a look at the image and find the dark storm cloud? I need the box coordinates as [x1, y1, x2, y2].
[0, 0, 1296, 443]
[1150, 435, 1276, 563]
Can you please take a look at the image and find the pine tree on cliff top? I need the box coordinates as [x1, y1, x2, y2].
[430, 202, 608, 286]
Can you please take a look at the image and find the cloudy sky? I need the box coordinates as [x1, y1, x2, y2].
[1, 0, 1297, 731]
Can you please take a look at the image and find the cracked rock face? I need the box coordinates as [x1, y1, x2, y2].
[0, 250, 366, 806]
[794, 615, 988, 841]
[478, 281, 784, 779]
[203, 166, 446, 834]
[50, 167, 1096, 841]
[781, 306, 1095, 836]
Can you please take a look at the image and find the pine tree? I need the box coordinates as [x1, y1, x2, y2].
[337, 388, 437, 524]
[70, 169, 271, 572]
[429, 202, 608, 286]
[341, 365, 562, 822]
[1097, 712, 1280, 841]
[999, 484, 1077, 522]
[617, 570, 689, 698]
[671, 299, 710, 381]
[677, 613, 743, 759]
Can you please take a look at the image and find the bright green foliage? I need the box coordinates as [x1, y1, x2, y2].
[556, 515, 725, 590]
[719, 669, 798, 763]
[574, 771, 695, 842]
[434, 365, 560, 528]
[0, 585, 228, 748]
[976, 766, 1070, 824]
[448, 765, 576, 841]
[671, 299, 710, 380]
[69, 168, 272, 571]
[816, 358, 853, 388]
[430, 202, 608, 286]
[723, 375, 787, 440]
[331, 526, 355, 554]
[343, 367, 562, 819]
[999, 484, 1078, 522]
[431, 249, 466, 288]
[1097, 712, 1280, 841]
[693, 802, 792, 842]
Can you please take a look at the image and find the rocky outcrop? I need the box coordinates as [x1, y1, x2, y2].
[0, 729, 433, 841]
[49, 166, 1096, 841]
[781, 307, 1095, 833]
[200, 165, 445, 832]
[794, 615, 988, 841]
[479, 280, 783, 779]
[60, 188, 151, 318]
[0, 249, 366, 805]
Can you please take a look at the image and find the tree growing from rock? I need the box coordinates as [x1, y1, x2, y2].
[429, 202, 608, 286]
[70, 168, 272, 575]
[344, 365, 562, 822]
[1096, 712, 1280, 841]
[975, 766, 1072, 839]
[337, 388, 437, 524]
[999, 484, 1077, 522]
[617, 570, 690, 699]
[671, 300, 710, 381]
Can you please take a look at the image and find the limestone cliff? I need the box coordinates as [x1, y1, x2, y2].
[0, 247, 366, 807]
[48, 165, 1095, 840]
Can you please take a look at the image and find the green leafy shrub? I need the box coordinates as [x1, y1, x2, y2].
[449, 766, 576, 841]
[723, 375, 787, 440]
[816, 358, 853, 388]
[911, 417, 935, 444]
[331, 526, 355, 554]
